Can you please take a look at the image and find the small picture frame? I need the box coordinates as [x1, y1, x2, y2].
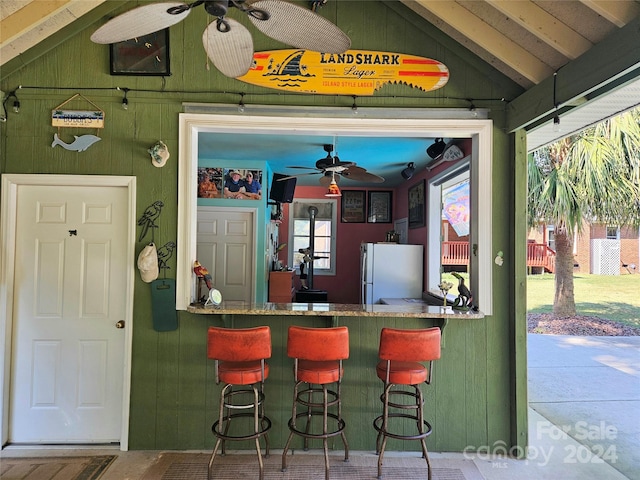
[408, 180, 426, 228]
[198, 167, 222, 198]
[341, 190, 366, 223]
[367, 191, 392, 223]
[110, 29, 170, 76]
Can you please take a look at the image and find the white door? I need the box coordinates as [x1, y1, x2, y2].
[197, 207, 254, 303]
[9, 185, 128, 443]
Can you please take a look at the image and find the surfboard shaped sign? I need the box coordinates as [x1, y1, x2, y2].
[236, 49, 449, 95]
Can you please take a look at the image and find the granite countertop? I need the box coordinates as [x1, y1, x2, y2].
[187, 301, 484, 319]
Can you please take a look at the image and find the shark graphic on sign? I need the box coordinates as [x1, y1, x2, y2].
[236, 49, 449, 95]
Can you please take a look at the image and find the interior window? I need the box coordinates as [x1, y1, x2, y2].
[427, 160, 470, 297]
[176, 112, 493, 313]
[289, 200, 336, 275]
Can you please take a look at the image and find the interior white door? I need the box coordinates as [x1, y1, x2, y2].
[197, 208, 254, 303]
[9, 185, 128, 443]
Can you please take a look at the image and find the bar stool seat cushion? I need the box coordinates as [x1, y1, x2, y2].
[219, 361, 270, 385]
[297, 359, 342, 385]
[376, 360, 428, 385]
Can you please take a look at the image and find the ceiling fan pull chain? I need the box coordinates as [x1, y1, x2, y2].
[236, 0, 270, 21]
[216, 17, 231, 33]
[167, 1, 202, 15]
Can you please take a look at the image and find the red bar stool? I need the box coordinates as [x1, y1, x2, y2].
[282, 325, 350, 480]
[207, 326, 272, 480]
[373, 327, 441, 480]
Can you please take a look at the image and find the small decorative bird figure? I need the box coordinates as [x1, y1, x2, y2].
[138, 200, 164, 242]
[452, 272, 473, 310]
[193, 260, 213, 290]
[157, 241, 176, 271]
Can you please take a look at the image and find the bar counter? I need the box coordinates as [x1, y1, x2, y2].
[187, 301, 484, 319]
[183, 300, 488, 453]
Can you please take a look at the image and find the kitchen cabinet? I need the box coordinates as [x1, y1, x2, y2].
[269, 270, 295, 303]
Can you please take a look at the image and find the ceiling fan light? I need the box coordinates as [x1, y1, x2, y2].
[325, 179, 342, 197]
[401, 162, 415, 180]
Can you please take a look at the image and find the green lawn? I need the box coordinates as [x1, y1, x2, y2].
[442, 272, 640, 328]
[526, 273, 640, 328]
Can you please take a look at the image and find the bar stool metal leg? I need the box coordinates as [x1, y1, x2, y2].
[207, 326, 272, 480]
[282, 326, 350, 480]
[373, 327, 441, 480]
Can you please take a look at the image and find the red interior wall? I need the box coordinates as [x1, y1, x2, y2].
[275, 139, 472, 304]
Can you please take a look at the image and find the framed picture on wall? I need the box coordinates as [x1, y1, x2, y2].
[341, 190, 366, 222]
[197, 167, 222, 198]
[367, 191, 392, 223]
[222, 168, 263, 199]
[408, 180, 425, 229]
[110, 29, 171, 76]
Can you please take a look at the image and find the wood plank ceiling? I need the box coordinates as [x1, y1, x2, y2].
[401, 0, 640, 89]
[2, 0, 640, 149]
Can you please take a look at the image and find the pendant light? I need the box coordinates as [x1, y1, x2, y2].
[325, 173, 341, 197]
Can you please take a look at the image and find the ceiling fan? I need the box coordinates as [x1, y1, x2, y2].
[90, 0, 351, 78]
[284, 144, 385, 185]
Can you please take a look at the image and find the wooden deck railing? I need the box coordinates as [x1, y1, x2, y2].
[526, 242, 556, 273]
[441, 241, 469, 265]
[441, 241, 556, 273]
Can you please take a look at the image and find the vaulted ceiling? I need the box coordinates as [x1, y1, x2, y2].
[2, 0, 640, 179]
[4, 1, 639, 87]
[401, 0, 640, 89]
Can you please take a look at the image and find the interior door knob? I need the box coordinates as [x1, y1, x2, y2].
[115, 320, 125, 329]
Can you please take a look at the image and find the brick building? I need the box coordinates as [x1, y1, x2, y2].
[528, 222, 639, 275]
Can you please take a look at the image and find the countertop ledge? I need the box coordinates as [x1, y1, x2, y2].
[187, 301, 484, 319]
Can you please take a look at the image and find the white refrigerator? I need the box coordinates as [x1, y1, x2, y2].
[360, 243, 424, 304]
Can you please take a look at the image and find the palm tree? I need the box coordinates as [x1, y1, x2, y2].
[528, 108, 640, 316]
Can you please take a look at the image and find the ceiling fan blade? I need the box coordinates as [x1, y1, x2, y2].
[248, 0, 351, 54]
[91, 2, 190, 44]
[341, 165, 385, 183]
[286, 166, 318, 170]
[202, 18, 255, 77]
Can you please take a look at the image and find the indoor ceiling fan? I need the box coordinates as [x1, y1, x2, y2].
[90, 0, 351, 78]
[284, 144, 385, 185]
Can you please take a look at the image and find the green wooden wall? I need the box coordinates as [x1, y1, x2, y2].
[0, 1, 528, 452]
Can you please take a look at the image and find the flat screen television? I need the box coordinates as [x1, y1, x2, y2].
[269, 173, 297, 203]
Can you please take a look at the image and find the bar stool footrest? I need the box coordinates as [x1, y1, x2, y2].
[296, 386, 340, 409]
[380, 389, 423, 411]
[373, 413, 432, 441]
[288, 411, 346, 440]
[212, 413, 272, 441]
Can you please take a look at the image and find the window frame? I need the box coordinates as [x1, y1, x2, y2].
[289, 199, 337, 276]
[605, 225, 619, 240]
[427, 162, 470, 296]
[176, 110, 493, 314]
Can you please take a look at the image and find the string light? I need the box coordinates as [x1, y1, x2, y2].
[552, 71, 560, 132]
[3, 88, 21, 115]
[238, 93, 245, 113]
[1, 85, 505, 122]
[121, 87, 129, 110]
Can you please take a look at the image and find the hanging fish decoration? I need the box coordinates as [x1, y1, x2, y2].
[51, 133, 101, 152]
